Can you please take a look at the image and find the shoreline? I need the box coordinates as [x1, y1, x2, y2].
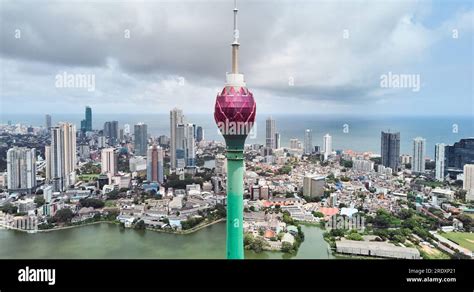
[4, 218, 226, 235]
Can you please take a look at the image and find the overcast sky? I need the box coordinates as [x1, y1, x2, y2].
[0, 0, 472, 115]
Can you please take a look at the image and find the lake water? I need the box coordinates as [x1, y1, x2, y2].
[0, 223, 334, 259]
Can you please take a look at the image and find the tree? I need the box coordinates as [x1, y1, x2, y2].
[79, 198, 105, 209]
[455, 190, 467, 202]
[397, 209, 413, 220]
[34, 195, 45, 208]
[278, 165, 292, 175]
[330, 228, 345, 237]
[312, 211, 324, 218]
[341, 160, 353, 168]
[248, 237, 268, 253]
[281, 242, 294, 253]
[181, 217, 205, 230]
[346, 232, 363, 241]
[374, 209, 400, 228]
[0, 203, 17, 214]
[456, 215, 472, 231]
[53, 208, 74, 223]
[135, 220, 146, 229]
[244, 233, 253, 246]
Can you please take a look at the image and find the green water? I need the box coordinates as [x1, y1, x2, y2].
[0, 223, 334, 259]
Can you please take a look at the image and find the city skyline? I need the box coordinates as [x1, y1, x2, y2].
[0, 0, 472, 116]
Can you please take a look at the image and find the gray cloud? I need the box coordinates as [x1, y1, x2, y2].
[0, 0, 472, 114]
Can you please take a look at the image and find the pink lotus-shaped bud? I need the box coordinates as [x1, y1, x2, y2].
[214, 86, 256, 138]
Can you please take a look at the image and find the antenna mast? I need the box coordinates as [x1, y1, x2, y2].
[231, 0, 240, 74]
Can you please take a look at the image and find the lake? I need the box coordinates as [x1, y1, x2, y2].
[0, 222, 334, 259]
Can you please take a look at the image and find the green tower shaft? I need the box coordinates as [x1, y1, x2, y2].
[225, 137, 245, 259]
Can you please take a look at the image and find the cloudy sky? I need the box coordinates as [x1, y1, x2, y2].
[0, 0, 473, 115]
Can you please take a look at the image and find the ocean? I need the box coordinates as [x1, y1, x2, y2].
[1, 113, 473, 159]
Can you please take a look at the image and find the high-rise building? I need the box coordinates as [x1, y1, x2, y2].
[435, 143, 445, 181]
[289, 138, 301, 150]
[304, 129, 313, 155]
[45, 145, 52, 182]
[101, 148, 118, 175]
[303, 175, 325, 197]
[103, 121, 119, 146]
[175, 124, 186, 168]
[174, 123, 195, 168]
[78, 144, 90, 160]
[185, 123, 196, 167]
[196, 126, 204, 142]
[134, 123, 148, 156]
[43, 185, 52, 203]
[158, 135, 170, 147]
[445, 138, 474, 173]
[266, 117, 276, 149]
[170, 108, 184, 168]
[7, 147, 36, 193]
[119, 129, 124, 142]
[275, 132, 280, 149]
[85, 106, 92, 131]
[381, 131, 400, 171]
[322, 133, 332, 160]
[400, 154, 412, 165]
[412, 137, 426, 173]
[352, 159, 374, 172]
[45, 114, 52, 130]
[49, 123, 77, 192]
[147, 145, 164, 184]
[464, 164, 474, 201]
[215, 154, 227, 176]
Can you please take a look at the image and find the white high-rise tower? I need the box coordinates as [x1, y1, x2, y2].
[7, 147, 36, 193]
[304, 129, 313, 155]
[170, 108, 184, 169]
[322, 133, 332, 161]
[49, 122, 77, 192]
[412, 137, 426, 173]
[435, 143, 445, 181]
[265, 117, 276, 150]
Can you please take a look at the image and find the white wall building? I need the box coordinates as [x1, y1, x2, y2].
[7, 147, 36, 193]
[435, 143, 445, 181]
[412, 137, 426, 173]
[322, 134, 332, 161]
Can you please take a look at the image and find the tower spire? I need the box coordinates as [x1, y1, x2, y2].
[231, 0, 240, 74]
